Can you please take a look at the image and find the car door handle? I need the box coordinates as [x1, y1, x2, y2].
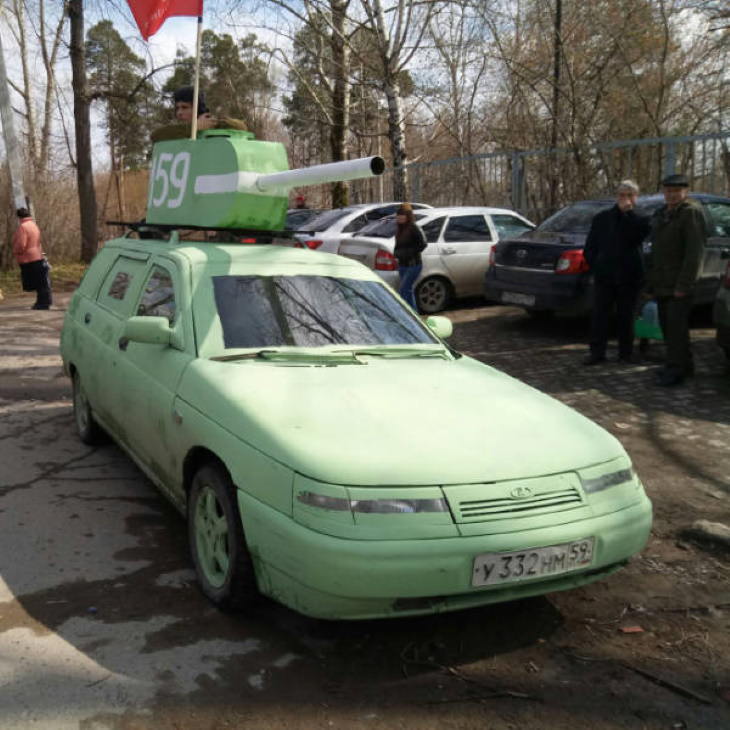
[84, 313, 91, 324]
[442, 246, 457, 254]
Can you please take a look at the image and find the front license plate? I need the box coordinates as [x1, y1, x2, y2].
[471, 538, 594, 587]
[501, 291, 535, 306]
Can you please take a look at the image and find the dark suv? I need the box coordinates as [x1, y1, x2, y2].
[484, 194, 730, 316]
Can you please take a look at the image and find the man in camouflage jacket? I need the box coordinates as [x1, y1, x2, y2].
[646, 174, 706, 386]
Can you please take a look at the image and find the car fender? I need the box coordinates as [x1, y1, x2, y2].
[172, 396, 294, 517]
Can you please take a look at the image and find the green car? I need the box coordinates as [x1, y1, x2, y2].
[60, 234, 652, 620]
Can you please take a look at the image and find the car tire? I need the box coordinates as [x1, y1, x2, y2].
[72, 371, 105, 445]
[188, 462, 259, 611]
[417, 277, 452, 313]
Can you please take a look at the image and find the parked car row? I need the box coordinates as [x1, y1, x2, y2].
[484, 194, 730, 318]
[284, 195, 730, 363]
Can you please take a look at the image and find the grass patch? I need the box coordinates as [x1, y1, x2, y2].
[0, 261, 88, 295]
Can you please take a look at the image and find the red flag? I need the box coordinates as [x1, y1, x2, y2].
[127, 0, 203, 40]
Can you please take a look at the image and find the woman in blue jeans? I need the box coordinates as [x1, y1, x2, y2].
[394, 203, 427, 310]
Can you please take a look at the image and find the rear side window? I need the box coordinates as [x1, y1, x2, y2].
[137, 265, 176, 323]
[304, 208, 354, 231]
[342, 214, 369, 233]
[491, 214, 533, 239]
[539, 202, 611, 233]
[421, 217, 445, 242]
[97, 255, 149, 315]
[443, 215, 492, 242]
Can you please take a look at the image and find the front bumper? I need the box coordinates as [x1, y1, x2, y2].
[238, 490, 653, 620]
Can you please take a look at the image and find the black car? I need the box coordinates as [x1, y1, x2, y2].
[484, 194, 730, 316]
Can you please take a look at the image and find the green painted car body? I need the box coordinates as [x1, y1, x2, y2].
[61, 235, 652, 619]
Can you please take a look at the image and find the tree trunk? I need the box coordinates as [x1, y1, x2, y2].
[68, 0, 98, 263]
[12, 0, 39, 169]
[329, 0, 351, 208]
[384, 75, 409, 201]
[38, 0, 68, 177]
[549, 0, 562, 210]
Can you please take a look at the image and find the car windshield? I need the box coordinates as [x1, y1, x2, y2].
[358, 213, 428, 239]
[538, 201, 612, 233]
[212, 275, 438, 348]
[299, 208, 356, 231]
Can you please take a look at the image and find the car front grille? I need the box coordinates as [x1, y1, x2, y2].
[457, 486, 582, 521]
[443, 477, 585, 524]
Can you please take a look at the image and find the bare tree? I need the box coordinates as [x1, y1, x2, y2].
[2, 0, 68, 178]
[68, 0, 97, 262]
[357, 0, 442, 199]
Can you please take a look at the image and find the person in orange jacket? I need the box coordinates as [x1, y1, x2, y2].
[13, 208, 52, 310]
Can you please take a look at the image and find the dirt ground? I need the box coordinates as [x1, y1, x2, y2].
[0, 287, 728, 730]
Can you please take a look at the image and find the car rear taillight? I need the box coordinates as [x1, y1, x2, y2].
[375, 249, 398, 271]
[488, 247, 496, 268]
[723, 261, 730, 289]
[555, 249, 589, 274]
[303, 239, 323, 250]
[240, 237, 257, 244]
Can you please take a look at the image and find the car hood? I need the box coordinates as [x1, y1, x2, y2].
[178, 355, 624, 486]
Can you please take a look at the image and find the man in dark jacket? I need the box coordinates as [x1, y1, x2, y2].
[583, 180, 650, 365]
[646, 173, 706, 386]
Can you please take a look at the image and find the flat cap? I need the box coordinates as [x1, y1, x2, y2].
[661, 173, 689, 187]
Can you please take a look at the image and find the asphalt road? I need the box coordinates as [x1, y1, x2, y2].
[1, 291, 728, 730]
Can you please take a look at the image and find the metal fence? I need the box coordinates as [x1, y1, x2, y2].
[348, 131, 730, 224]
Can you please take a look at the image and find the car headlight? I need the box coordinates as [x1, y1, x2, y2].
[296, 492, 449, 513]
[351, 498, 448, 514]
[581, 467, 635, 494]
[297, 491, 350, 511]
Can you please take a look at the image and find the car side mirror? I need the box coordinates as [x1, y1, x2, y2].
[121, 316, 172, 346]
[425, 315, 453, 339]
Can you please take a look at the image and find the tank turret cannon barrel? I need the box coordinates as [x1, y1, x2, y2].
[255, 156, 385, 193]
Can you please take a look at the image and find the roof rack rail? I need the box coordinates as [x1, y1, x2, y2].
[105, 221, 296, 243]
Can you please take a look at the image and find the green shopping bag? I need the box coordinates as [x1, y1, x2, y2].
[635, 300, 664, 341]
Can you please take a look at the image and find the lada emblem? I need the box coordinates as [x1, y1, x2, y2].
[510, 486, 533, 499]
[515, 249, 528, 259]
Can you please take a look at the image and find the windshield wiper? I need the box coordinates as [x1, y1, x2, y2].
[210, 349, 361, 363]
[335, 346, 449, 359]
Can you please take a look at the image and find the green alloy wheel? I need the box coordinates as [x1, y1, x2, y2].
[72, 371, 105, 445]
[188, 462, 258, 609]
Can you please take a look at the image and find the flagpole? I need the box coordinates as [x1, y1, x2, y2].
[190, 14, 203, 140]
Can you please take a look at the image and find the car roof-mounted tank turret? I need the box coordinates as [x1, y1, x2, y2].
[145, 129, 385, 233]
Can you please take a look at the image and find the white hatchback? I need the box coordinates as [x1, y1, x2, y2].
[291, 202, 432, 253]
[338, 206, 535, 312]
